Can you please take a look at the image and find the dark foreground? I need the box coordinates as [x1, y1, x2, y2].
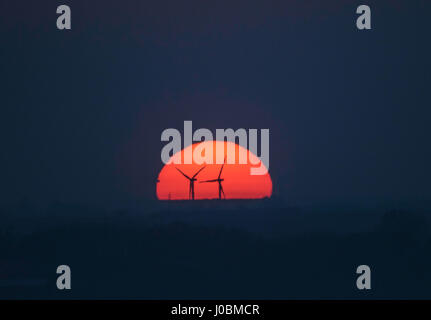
[1, 203, 430, 299]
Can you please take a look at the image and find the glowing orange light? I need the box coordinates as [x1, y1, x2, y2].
[157, 141, 272, 200]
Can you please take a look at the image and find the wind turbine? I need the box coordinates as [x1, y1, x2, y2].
[200, 159, 226, 199]
[175, 166, 206, 200]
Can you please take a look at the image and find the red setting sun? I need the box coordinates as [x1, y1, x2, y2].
[157, 141, 272, 200]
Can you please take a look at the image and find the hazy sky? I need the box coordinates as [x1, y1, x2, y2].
[1, 0, 430, 209]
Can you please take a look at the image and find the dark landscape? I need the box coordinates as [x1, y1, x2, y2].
[1, 200, 430, 299]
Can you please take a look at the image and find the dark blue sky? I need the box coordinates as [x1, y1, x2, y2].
[1, 0, 430, 209]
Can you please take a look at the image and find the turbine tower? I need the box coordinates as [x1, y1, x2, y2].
[175, 166, 206, 200]
[200, 159, 226, 199]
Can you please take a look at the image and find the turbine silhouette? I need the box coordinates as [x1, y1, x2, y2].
[175, 166, 206, 200]
[200, 159, 226, 199]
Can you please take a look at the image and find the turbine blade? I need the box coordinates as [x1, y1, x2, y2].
[200, 179, 218, 183]
[176, 167, 191, 180]
[218, 163, 225, 179]
[218, 156, 226, 179]
[192, 166, 206, 179]
[220, 183, 225, 198]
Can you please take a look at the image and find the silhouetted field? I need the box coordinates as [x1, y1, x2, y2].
[1, 204, 430, 299]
